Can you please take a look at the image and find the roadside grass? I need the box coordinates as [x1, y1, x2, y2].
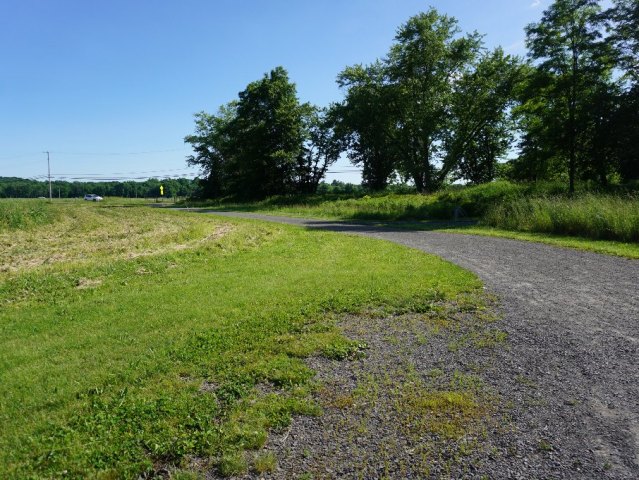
[179, 181, 639, 258]
[438, 225, 639, 259]
[483, 194, 639, 243]
[0, 199, 61, 231]
[0, 205, 482, 478]
[179, 181, 540, 220]
[178, 181, 603, 221]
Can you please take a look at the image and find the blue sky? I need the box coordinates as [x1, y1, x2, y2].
[1, 0, 551, 184]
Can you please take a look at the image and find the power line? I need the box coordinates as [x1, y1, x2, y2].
[51, 167, 195, 176]
[49, 148, 189, 156]
[0, 148, 190, 163]
[0, 153, 43, 161]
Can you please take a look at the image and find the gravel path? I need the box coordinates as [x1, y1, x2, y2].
[204, 212, 639, 479]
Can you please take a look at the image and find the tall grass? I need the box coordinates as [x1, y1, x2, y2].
[0, 199, 59, 231]
[483, 194, 639, 243]
[191, 181, 540, 220]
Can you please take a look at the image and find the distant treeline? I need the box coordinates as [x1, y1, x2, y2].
[186, 0, 638, 199]
[0, 177, 197, 199]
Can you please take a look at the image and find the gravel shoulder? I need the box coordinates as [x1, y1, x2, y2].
[202, 212, 639, 479]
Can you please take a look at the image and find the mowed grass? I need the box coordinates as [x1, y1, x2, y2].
[0, 201, 481, 478]
[1, 200, 223, 274]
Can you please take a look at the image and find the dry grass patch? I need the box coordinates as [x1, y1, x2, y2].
[0, 204, 233, 274]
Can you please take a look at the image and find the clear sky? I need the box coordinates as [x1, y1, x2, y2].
[1, 0, 552, 184]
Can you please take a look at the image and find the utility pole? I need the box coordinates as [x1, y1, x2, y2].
[44, 151, 52, 201]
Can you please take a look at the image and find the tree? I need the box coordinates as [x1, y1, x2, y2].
[186, 67, 340, 198]
[336, 10, 521, 190]
[444, 48, 524, 184]
[293, 106, 345, 194]
[387, 9, 483, 192]
[511, 64, 568, 182]
[184, 103, 237, 198]
[525, 0, 612, 192]
[604, 0, 639, 181]
[335, 62, 399, 190]
[605, 0, 639, 83]
[229, 67, 306, 199]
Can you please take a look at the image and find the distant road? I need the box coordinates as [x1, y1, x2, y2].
[200, 211, 639, 478]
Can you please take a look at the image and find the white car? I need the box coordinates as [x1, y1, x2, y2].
[84, 194, 103, 201]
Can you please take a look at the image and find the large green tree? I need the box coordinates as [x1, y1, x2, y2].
[525, 0, 612, 192]
[444, 48, 524, 184]
[335, 62, 399, 190]
[230, 67, 306, 198]
[185, 67, 339, 198]
[386, 9, 483, 192]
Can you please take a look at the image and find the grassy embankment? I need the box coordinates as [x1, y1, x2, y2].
[184, 181, 639, 258]
[0, 200, 488, 478]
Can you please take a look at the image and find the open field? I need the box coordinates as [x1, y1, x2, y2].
[0, 200, 494, 478]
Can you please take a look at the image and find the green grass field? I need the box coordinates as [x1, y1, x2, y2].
[0, 200, 483, 478]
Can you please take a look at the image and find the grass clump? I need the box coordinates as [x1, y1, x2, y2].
[253, 451, 277, 473]
[0, 199, 59, 230]
[483, 194, 639, 243]
[0, 204, 480, 478]
[218, 452, 248, 477]
[399, 389, 482, 439]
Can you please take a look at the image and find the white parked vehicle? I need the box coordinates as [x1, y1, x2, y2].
[83, 194, 103, 201]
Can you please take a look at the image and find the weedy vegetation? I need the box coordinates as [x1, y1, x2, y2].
[0, 200, 482, 478]
[483, 193, 639, 243]
[0, 198, 61, 231]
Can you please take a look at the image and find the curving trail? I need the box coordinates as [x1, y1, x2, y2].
[205, 211, 639, 478]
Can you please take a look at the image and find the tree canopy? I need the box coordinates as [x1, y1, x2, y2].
[186, 2, 639, 198]
[185, 67, 341, 199]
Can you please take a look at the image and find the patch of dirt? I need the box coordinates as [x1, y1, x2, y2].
[75, 277, 103, 289]
[201, 300, 514, 479]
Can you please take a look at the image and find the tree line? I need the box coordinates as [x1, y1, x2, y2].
[0, 177, 197, 199]
[186, 0, 637, 199]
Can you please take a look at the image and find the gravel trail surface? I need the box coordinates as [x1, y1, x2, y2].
[204, 212, 639, 479]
